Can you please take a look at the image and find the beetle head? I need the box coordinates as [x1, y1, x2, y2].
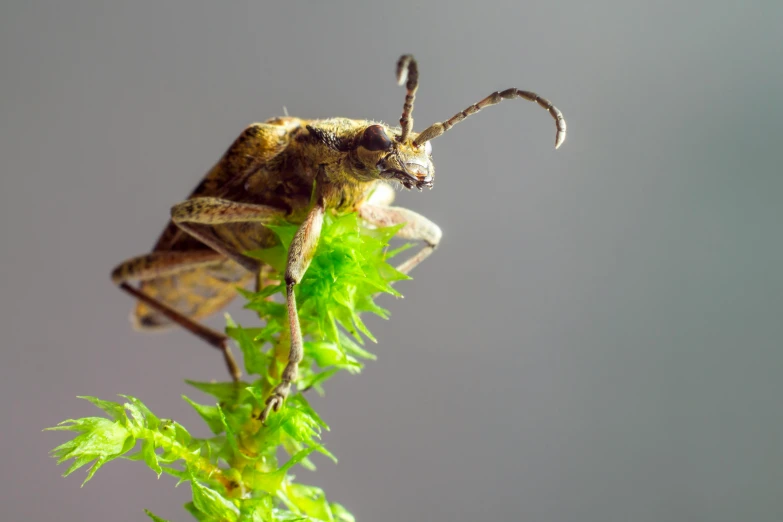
[312, 54, 567, 191]
[354, 124, 434, 190]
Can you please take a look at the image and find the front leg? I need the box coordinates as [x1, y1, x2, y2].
[358, 205, 442, 274]
[172, 194, 326, 421]
[260, 199, 325, 423]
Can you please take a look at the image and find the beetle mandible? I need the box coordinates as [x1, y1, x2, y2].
[111, 55, 567, 421]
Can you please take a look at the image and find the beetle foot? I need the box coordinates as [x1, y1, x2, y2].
[258, 382, 292, 424]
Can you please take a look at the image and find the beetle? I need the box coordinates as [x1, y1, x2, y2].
[111, 55, 566, 421]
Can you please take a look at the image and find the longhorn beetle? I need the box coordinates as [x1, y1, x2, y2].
[111, 55, 567, 421]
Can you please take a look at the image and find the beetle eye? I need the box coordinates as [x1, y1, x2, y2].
[359, 125, 393, 152]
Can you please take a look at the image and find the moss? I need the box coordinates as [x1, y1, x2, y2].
[50, 212, 409, 521]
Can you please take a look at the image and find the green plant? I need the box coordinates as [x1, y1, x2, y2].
[48, 212, 410, 521]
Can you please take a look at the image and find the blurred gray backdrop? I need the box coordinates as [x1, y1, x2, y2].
[1, 1, 781, 521]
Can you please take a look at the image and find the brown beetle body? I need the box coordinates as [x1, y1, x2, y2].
[111, 55, 566, 421]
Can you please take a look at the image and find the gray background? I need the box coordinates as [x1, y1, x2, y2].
[1, 1, 781, 521]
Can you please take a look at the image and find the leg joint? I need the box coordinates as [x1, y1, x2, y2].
[426, 222, 443, 248]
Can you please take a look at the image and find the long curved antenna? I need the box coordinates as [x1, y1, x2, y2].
[396, 54, 419, 143]
[413, 88, 567, 149]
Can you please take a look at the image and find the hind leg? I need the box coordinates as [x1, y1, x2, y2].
[111, 250, 242, 381]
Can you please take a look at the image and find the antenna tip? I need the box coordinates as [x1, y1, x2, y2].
[555, 131, 566, 150]
[396, 54, 413, 86]
[396, 68, 407, 86]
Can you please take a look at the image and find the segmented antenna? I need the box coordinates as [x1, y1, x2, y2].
[414, 88, 567, 149]
[396, 54, 419, 143]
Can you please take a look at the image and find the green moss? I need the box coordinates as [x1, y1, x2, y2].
[49, 212, 409, 521]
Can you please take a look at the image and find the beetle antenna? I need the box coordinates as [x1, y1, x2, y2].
[413, 88, 567, 149]
[396, 54, 419, 143]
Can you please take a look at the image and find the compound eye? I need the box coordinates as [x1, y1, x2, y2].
[359, 125, 393, 152]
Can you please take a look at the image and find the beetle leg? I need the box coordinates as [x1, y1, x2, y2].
[256, 264, 277, 293]
[111, 251, 242, 381]
[169, 195, 326, 420]
[154, 122, 294, 252]
[170, 197, 287, 272]
[164, 198, 289, 380]
[358, 205, 442, 274]
[260, 199, 325, 423]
